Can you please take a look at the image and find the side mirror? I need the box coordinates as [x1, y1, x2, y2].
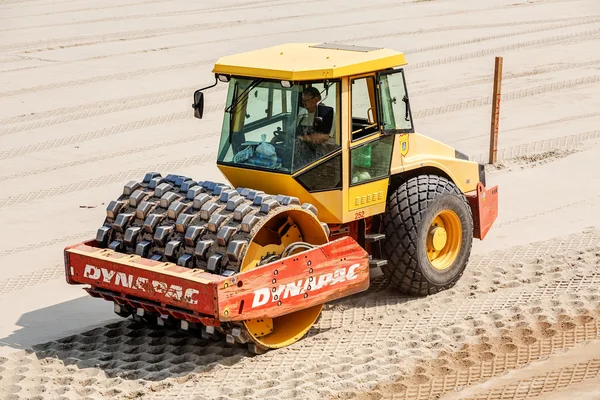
[192, 90, 204, 119]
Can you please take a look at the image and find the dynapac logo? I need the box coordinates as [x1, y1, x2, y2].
[251, 263, 361, 308]
[83, 264, 199, 304]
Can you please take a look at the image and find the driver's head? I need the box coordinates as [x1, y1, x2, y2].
[302, 87, 321, 113]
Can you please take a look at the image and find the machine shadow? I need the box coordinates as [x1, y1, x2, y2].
[2, 298, 250, 383]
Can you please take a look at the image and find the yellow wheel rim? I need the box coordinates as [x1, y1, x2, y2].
[240, 209, 328, 350]
[426, 210, 462, 271]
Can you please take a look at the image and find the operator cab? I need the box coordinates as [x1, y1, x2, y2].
[192, 43, 416, 223]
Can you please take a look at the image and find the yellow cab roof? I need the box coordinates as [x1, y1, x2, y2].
[212, 43, 407, 81]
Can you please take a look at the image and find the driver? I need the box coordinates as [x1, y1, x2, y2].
[271, 86, 337, 170]
[290, 87, 338, 170]
[297, 87, 334, 143]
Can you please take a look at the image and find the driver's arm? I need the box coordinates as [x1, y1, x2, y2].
[300, 133, 329, 144]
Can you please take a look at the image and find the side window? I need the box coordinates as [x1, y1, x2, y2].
[271, 88, 282, 116]
[244, 86, 269, 125]
[351, 77, 378, 141]
[233, 83, 289, 144]
[379, 70, 414, 133]
[296, 153, 342, 192]
[350, 135, 394, 185]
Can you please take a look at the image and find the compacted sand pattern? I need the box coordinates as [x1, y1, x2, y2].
[1, 0, 600, 399]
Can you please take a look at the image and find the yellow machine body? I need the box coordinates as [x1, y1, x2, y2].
[212, 43, 482, 225]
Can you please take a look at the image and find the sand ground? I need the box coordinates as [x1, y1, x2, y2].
[1, 0, 600, 398]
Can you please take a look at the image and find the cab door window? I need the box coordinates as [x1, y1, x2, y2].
[378, 69, 414, 133]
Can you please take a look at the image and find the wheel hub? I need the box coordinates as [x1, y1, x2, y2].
[429, 227, 447, 251]
[426, 211, 462, 271]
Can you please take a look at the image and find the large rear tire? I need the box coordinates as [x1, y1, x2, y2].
[380, 174, 473, 296]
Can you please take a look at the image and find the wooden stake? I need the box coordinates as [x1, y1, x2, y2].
[489, 56, 503, 164]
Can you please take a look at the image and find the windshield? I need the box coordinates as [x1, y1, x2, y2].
[217, 77, 341, 173]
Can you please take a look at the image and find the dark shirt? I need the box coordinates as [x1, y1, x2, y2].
[297, 104, 334, 137]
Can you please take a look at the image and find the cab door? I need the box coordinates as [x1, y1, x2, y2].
[376, 68, 415, 166]
[345, 74, 395, 222]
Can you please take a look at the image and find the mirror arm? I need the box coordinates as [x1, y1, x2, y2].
[200, 75, 219, 92]
[192, 75, 220, 119]
[192, 75, 219, 111]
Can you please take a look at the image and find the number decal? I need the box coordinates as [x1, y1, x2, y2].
[354, 211, 365, 220]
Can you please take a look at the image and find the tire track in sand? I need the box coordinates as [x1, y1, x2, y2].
[0, 0, 93, 6]
[412, 75, 600, 120]
[411, 59, 600, 97]
[406, 29, 600, 71]
[0, 131, 220, 182]
[0, 17, 576, 119]
[0, 108, 206, 161]
[0, 56, 26, 64]
[469, 129, 600, 163]
[504, 111, 600, 132]
[1, 21, 598, 98]
[335, 16, 600, 48]
[0, 0, 318, 32]
[346, 300, 600, 400]
[0, 231, 95, 259]
[2, 13, 584, 75]
[1, 229, 596, 399]
[0, 19, 384, 75]
[451, 111, 600, 145]
[0, 0, 288, 19]
[494, 192, 600, 230]
[462, 355, 600, 400]
[0, 0, 431, 53]
[0, 84, 226, 137]
[0, 264, 65, 295]
[0, 152, 217, 209]
[404, 19, 600, 56]
[0, 58, 217, 98]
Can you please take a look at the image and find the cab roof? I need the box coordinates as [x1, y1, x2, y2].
[212, 43, 407, 81]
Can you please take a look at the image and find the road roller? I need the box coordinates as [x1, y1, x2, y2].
[64, 43, 498, 353]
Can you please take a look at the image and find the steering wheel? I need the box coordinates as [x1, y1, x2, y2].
[272, 126, 284, 141]
[271, 126, 293, 146]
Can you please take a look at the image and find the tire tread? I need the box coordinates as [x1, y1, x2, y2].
[380, 174, 473, 296]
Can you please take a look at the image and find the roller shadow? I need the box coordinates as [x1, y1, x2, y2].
[1, 297, 249, 383]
